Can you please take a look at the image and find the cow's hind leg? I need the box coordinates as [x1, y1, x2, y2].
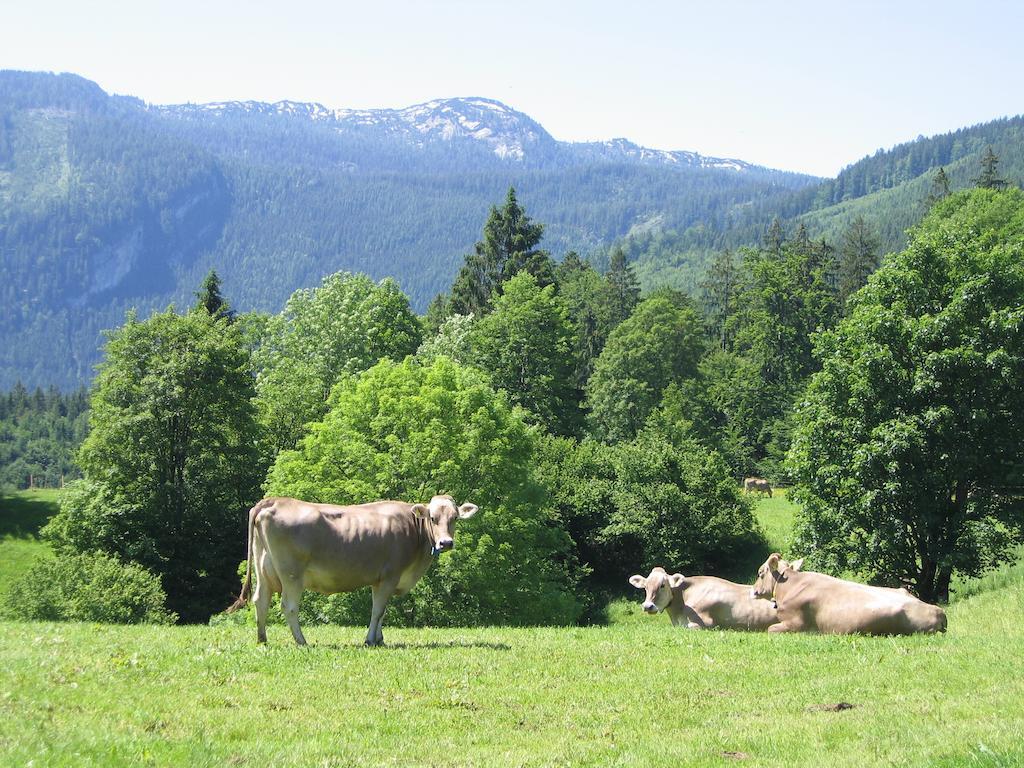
[280, 578, 308, 646]
[253, 575, 271, 644]
[366, 579, 398, 647]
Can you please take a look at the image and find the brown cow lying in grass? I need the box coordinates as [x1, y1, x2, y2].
[751, 553, 947, 635]
[629, 567, 780, 630]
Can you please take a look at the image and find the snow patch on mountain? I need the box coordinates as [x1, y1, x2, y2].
[156, 96, 757, 171]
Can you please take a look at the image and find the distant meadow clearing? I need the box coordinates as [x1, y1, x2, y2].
[1, 491, 1022, 766]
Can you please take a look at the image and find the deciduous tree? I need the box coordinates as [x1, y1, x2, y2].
[789, 190, 1024, 602]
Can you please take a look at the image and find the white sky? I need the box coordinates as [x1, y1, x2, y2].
[3, 0, 1023, 176]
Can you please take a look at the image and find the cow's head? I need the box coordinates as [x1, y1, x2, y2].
[751, 553, 803, 600]
[629, 567, 685, 614]
[412, 494, 478, 554]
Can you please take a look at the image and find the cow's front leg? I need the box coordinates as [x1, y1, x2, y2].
[366, 580, 398, 646]
[767, 622, 794, 633]
[280, 578, 307, 646]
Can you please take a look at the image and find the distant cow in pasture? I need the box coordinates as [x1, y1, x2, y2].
[227, 495, 478, 646]
[629, 567, 780, 630]
[743, 477, 773, 497]
[751, 553, 947, 635]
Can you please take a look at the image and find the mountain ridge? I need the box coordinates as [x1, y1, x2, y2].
[1, 69, 1019, 389]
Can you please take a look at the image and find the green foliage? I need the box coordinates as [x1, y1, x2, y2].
[265, 356, 582, 626]
[789, 189, 1024, 602]
[467, 272, 579, 435]
[1, 550, 175, 624]
[450, 187, 554, 317]
[974, 146, 1008, 190]
[536, 427, 762, 612]
[0, 385, 88, 490]
[193, 269, 232, 320]
[416, 312, 476, 364]
[604, 246, 641, 327]
[836, 216, 881, 306]
[253, 272, 422, 454]
[553, 255, 617, 389]
[585, 294, 705, 442]
[43, 308, 265, 621]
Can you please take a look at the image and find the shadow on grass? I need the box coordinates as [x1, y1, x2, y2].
[0, 491, 61, 539]
[313, 640, 512, 651]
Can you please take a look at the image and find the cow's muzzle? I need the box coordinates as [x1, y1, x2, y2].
[435, 538, 454, 552]
[642, 601, 658, 614]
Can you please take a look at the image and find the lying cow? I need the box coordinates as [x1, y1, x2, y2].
[227, 494, 478, 646]
[629, 567, 780, 630]
[751, 553, 947, 635]
[743, 477, 773, 497]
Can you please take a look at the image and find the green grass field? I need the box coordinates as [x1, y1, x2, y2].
[1, 490, 1023, 766]
[0, 489, 59, 601]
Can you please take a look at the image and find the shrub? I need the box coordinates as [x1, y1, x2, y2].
[264, 356, 584, 627]
[1, 552, 176, 624]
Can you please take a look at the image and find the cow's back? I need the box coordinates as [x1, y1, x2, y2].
[683, 576, 779, 630]
[783, 572, 945, 635]
[258, 498, 427, 594]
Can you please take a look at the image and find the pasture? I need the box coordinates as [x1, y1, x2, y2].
[0, 493, 1022, 766]
[0, 489, 58, 602]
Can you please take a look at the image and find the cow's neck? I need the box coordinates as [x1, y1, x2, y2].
[665, 585, 688, 625]
[772, 569, 799, 603]
[418, 515, 441, 557]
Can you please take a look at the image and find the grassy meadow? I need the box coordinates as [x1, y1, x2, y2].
[0, 489, 58, 602]
[0, 490, 1023, 766]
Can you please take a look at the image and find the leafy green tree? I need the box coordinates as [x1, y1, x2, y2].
[417, 312, 476, 364]
[555, 255, 614, 389]
[466, 272, 579, 435]
[536, 426, 760, 618]
[604, 246, 641, 327]
[43, 308, 264, 621]
[264, 357, 582, 626]
[450, 187, 555, 317]
[974, 146, 1007, 190]
[789, 190, 1024, 602]
[837, 216, 881, 306]
[423, 292, 453, 337]
[585, 295, 704, 442]
[727, 239, 837, 475]
[699, 249, 741, 349]
[253, 272, 422, 454]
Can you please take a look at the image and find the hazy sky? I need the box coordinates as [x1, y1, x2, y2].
[4, 0, 1023, 176]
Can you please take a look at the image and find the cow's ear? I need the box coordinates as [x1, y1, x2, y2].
[767, 553, 781, 573]
[628, 575, 646, 589]
[668, 573, 686, 589]
[790, 558, 804, 572]
[457, 502, 479, 519]
[411, 504, 429, 518]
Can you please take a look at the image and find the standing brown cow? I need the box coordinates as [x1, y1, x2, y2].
[743, 477, 773, 497]
[228, 494, 478, 646]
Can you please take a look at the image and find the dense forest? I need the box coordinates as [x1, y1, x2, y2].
[7, 181, 1021, 626]
[0, 385, 87, 490]
[0, 71, 813, 389]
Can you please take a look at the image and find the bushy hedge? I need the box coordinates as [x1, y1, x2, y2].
[537, 426, 764, 615]
[1, 551, 176, 624]
[263, 356, 584, 627]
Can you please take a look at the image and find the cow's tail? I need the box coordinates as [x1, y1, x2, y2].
[226, 499, 268, 613]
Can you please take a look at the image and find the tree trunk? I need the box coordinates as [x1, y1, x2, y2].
[935, 567, 952, 604]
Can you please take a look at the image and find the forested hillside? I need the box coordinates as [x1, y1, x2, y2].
[0, 71, 814, 389]
[612, 116, 1024, 293]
